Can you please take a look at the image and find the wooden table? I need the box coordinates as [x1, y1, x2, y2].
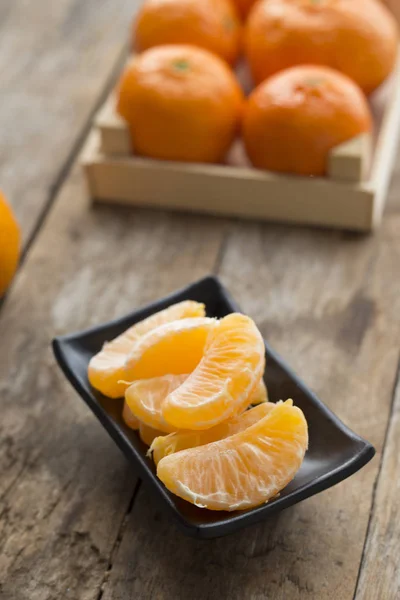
[1, 2, 399, 599]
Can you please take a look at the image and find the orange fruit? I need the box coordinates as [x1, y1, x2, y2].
[150, 401, 274, 465]
[126, 375, 268, 433]
[139, 423, 165, 446]
[134, 0, 241, 66]
[88, 300, 205, 398]
[244, 0, 398, 93]
[122, 400, 140, 430]
[250, 378, 268, 405]
[162, 313, 265, 430]
[157, 399, 308, 510]
[242, 65, 372, 176]
[233, 0, 259, 20]
[125, 317, 217, 381]
[125, 374, 187, 433]
[117, 45, 243, 163]
[0, 192, 20, 298]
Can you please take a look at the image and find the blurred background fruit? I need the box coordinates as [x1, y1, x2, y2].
[134, 0, 241, 66]
[232, 0, 259, 20]
[245, 0, 398, 94]
[0, 191, 20, 297]
[117, 45, 243, 163]
[242, 65, 373, 176]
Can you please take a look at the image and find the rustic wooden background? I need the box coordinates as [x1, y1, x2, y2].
[1, 1, 399, 599]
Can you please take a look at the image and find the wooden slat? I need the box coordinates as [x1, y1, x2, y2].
[95, 94, 132, 155]
[370, 60, 400, 226]
[0, 0, 137, 245]
[354, 370, 400, 600]
[101, 210, 400, 598]
[0, 160, 225, 598]
[84, 133, 376, 232]
[328, 134, 372, 182]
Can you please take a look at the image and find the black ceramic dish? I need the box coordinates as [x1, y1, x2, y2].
[52, 276, 375, 539]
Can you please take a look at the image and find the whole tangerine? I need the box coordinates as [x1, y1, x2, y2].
[242, 65, 373, 176]
[117, 45, 244, 163]
[245, 0, 398, 94]
[134, 0, 241, 66]
[0, 191, 20, 297]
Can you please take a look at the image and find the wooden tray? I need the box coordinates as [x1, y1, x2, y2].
[82, 55, 400, 231]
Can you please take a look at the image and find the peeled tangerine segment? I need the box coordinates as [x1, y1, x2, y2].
[162, 313, 265, 430]
[87, 300, 205, 398]
[150, 401, 274, 465]
[122, 395, 166, 445]
[157, 399, 308, 511]
[250, 378, 268, 405]
[125, 374, 188, 433]
[126, 375, 268, 436]
[124, 317, 217, 381]
[122, 400, 140, 430]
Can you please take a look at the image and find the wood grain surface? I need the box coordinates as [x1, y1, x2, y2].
[1, 1, 400, 598]
[0, 0, 136, 247]
[355, 370, 400, 600]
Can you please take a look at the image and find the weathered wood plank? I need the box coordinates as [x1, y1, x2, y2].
[354, 369, 400, 600]
[0, 0, 137, 246]
[0, 162, 225, 599]
[101, 182, 400, 597]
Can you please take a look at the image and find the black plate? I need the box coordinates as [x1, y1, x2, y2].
[52, 276, 375, 539]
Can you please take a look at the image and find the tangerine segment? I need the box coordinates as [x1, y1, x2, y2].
[122, 400, 140, 430]
[125, 374, 188, 433]
[126, 375, 268, 435]
[88, 300, 205, 398]
[125, 317, 217, 381]
[157, 400, 308, 511]
[139, 423, 166, 447]
[250, 378, 268, 405]
[162, 313, 265, 430]
[150, 402, 275, 465]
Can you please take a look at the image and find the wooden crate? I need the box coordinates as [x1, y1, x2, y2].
[82, 56, 400, 231]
